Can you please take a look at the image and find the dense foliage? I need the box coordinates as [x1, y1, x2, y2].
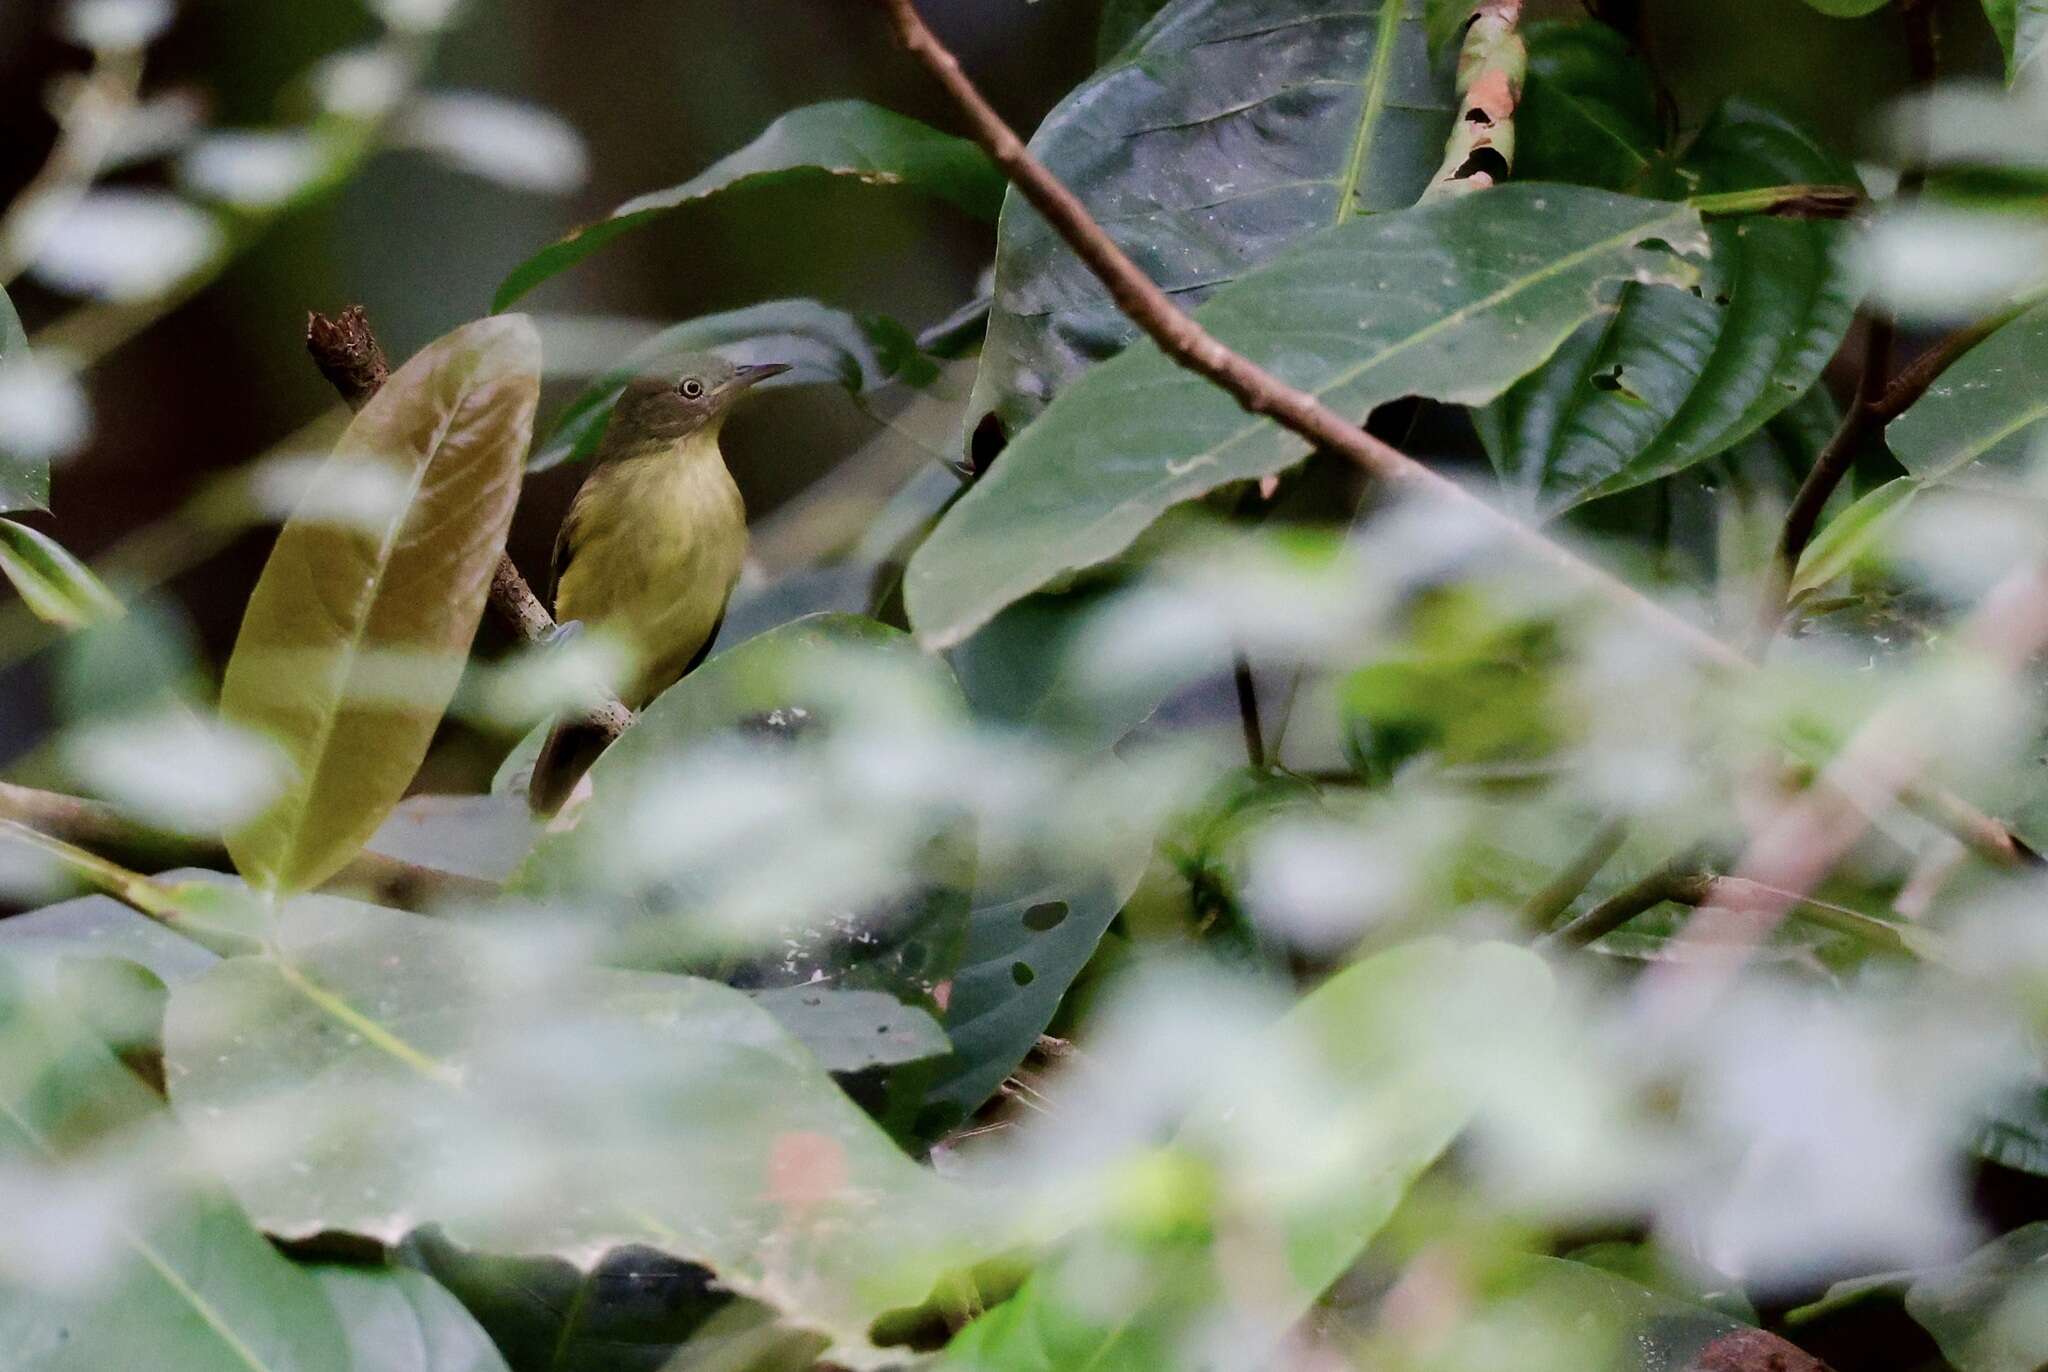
[4, 0, 2048, 1369]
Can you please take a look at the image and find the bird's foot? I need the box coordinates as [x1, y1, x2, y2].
[545, 619, 584, 650]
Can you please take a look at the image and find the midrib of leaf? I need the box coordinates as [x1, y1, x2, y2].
[1333, 0, 1410, 224]
[270, 956, 462, 1087]
[0, 1092, 278, 1372]
[1548, 93, 1654, 177]
[259, 402, 453, 891]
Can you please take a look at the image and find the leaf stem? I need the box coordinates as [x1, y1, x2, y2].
[1520, 816, 1630, 934]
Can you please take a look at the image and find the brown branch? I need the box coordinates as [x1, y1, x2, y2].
[875, 0, 2038, 874]
[1546, 860, 1712, 949]
[303, 307, 634, 744]
[0, 781, 495, 912]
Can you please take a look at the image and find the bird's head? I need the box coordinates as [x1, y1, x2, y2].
[611, 352, 792, 443]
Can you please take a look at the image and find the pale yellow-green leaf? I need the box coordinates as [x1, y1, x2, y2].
[221, 315, 539, 893]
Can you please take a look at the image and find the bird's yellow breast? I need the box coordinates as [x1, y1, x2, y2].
[554, 430, 747, 708]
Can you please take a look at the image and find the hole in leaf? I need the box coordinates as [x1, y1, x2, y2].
[900, 939, 927, 971]
[1021, 901, 1069, 932]
[1463, 107, 1493, 126]
[1451, 146, 1509, 183]
[1713, 293, 1732, 307]
[1010, 961, 1036, 987]
[967, 413, 1008, 478]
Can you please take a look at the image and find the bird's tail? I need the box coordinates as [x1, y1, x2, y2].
[527, 716, 610, 816]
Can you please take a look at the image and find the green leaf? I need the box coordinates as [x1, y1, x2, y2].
[1888, 298, 2048, 486]
[1478, 101, 1861, 514]
[362, 795, 542, 887]
[967, 0, 1458, 448]
[161, 893, 974, 1365]
[1789, 476, 1922, 599]
[312, 1267, 511, 1372]
[494, 103, 1002, 311]
[908, 185, 1706, 648]
[1514, 21, 1662, 193]
[0, 884, 221, 986]
[1798, 0, 1890, 14]
[1095, 0, 1171, 62]
[944, 941, 1553, 1369]
[923, 830, 1154, 1128]
[1982, 0, 2048, 84]
[400, 1233, 758, 1372]
[220, 315, 539, 894]
[0, 284, 49, 515]
[532, 300, 920, 472]
[1424, 0, 1477, 56]
[0, 959, 350, 1372]
[1903, 1223, 2048, 1372]
[745, 987, 950, 1075]
[0, 518, 122, 629]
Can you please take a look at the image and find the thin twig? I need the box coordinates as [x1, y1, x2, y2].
[1520, 816, 1630, 933]
[302, 307, 634, 743]
[874, 0, 2038, 872]
[1232, 651, 1265, 769]
[1546, 861, 1710, 949]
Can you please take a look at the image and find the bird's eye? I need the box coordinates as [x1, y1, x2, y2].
[679, 378, 706, 400]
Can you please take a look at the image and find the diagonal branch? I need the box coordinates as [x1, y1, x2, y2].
[874, 0, 2038, 872]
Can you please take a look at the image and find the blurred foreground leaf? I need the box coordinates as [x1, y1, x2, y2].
[969, 0, 1455, 445]
[495, 102, 1002, 311]
[312, 1266, 510, 1372]
[1902, 1223, 2048, 1372]
[909, 186, 1705, 648]
[1983, 0, 2048, 85]
[0, 518, 122, 629]
[221, 315, 539, 894]
[944, 941, 1552, 1368]
[0, 960, 350, 1371]
[162, 893, 976, 1367]
[1478, 101, 1860, 513]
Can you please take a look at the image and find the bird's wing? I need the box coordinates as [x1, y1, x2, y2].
[548, 486, 585, 612]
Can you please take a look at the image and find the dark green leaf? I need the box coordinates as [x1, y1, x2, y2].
[1982, 1, 2048, 84]
[948, 587, 1173, 752]
[494, 102, 1002, 311]
[0, 284, 49, 515]
[0, 959, 350, 1372]
[968, 0, 1457, 445]
[532, 301, 920, 473]
[1798, 0, 1889, 13]
[312, 1267, 511, 1372]
[220, 315, 539, 894]
[1887, 297, 2048, 486]
[746, 987, 949, 1074]
[923, 831, 1154, 1127]
[161, 892, 972, 1363]
[1514, 21, 1661, 192]
[1478, 101, 1860, 514]
[909, 186, 1705, 648]
[0, 518, 122, 629]
[1095, 0, 1170, 62]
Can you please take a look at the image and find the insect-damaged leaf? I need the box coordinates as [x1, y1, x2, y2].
[221, 315, 538, 893]
[908, 186, 1705, 649]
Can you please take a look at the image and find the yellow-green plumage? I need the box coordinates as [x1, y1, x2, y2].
[554, 423, 746, 707]
[529, 354, 786, 812]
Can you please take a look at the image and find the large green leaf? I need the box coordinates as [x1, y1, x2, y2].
[313, 1267, 511, 1372]
[0, 283, 52, 514]
[923, 830, 1154, 1129]
[1513, 21, 1661, 193]
[967, 0, 1458, 447]
[161, 893, 975, 1368]
[943, 941, 1553, 1369]
[532, 301, 926, 472]
[1477, 101, 1860, 514]
[220, 315, 539, 894]
[1983, 0, 2048, 84]
[909, 185, 1706, 649]
[1888, 297, 2048, 486]
[0, 959, 350, 1372]
[1902, 1223, 2048, 1372]
[0, 518, 122, 629]
[494, 103, 1002, 311]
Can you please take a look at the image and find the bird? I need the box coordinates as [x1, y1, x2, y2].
[527, 353, 789, 813]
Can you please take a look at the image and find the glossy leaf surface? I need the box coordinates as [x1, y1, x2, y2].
[0, 518, 122, 629]
[495, 103, 1002, 310]
[968, 0, 1457, 445]
[221, 315, 538, 893]
[1479, 101, 1860, 514]
[910, 185, 1705, 648]
[1888, 298, 2048, 486]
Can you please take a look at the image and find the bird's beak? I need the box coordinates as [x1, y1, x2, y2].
[729, 362, 793, 392]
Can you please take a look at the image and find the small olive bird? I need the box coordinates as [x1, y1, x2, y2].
[528, 354, 789, 813]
